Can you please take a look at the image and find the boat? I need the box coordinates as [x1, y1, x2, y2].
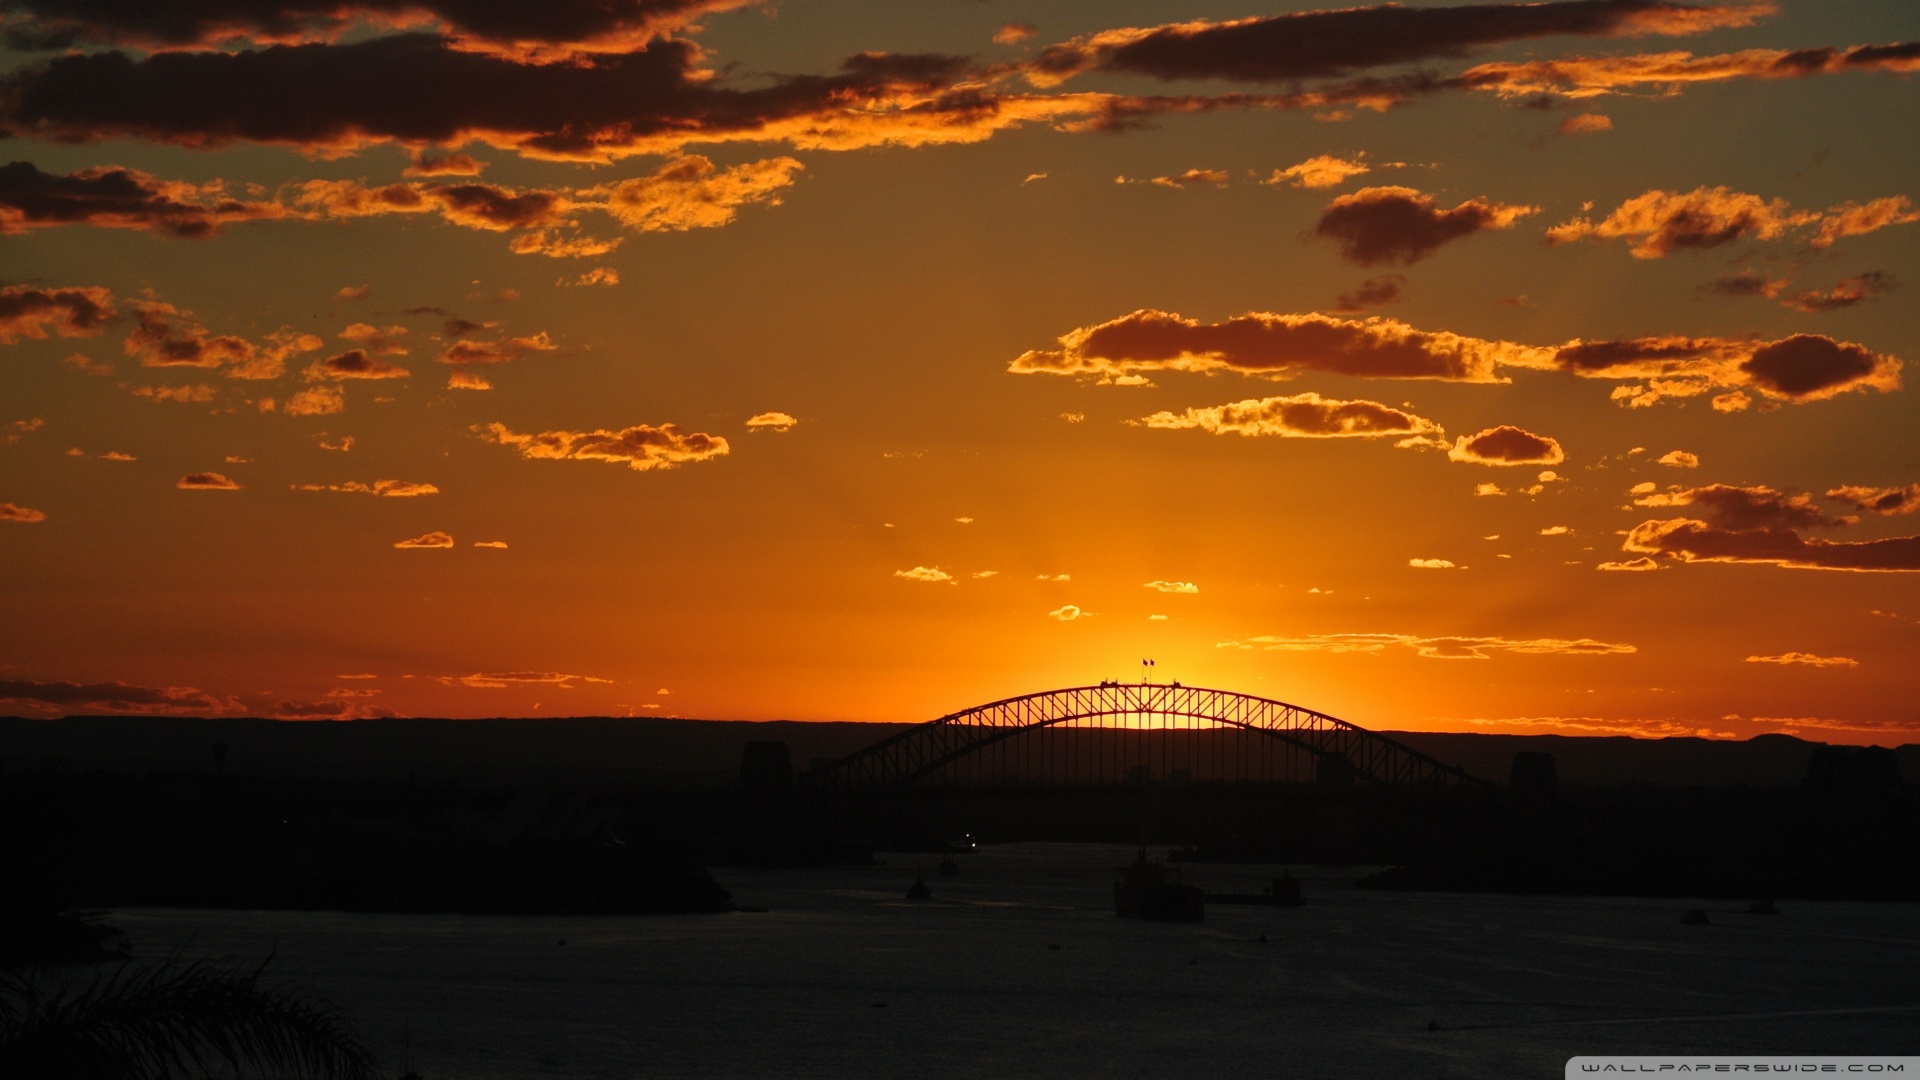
[1113, 850, 1204, 921]
[905, 873, 932, 900]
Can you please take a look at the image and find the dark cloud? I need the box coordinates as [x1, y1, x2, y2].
[1827, 483, 1920, 517]
[1549, 188, 1915, 258]
[403, 151, 484, 176]
[0, 282, 114, 342]
[1446, 425, 1565, 466]
[1459, 40, 1920, 100]
[308, 347, 409, 379]
[0, 677, 225, 714]
[1631, 483, 1843, 530]
[177, 471, 241, 489]
[0, 0, 761, 60]
[122, 300, 254, 369]
[1624, 518, 1920, 572]
[1741, 334, 1889, 400]
[1782, 271, 1896, 313]
[1009, 309, 1548, 383]
[1025, 1, 1766, 86]
[0, 501, 48, 522]
[1312, 186, 1536, 266]
[1550, 332, 1900, 405]
[0, 160, 282, 237]
[1703, 271, 1787, 298]
[0, 34, 1056, 163]
[1332, 275, 1405, 312]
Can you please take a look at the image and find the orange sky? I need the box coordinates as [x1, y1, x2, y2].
[1, 0, 1916, 743]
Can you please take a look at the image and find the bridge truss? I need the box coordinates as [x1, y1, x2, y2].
[796, 683, 1490, 795]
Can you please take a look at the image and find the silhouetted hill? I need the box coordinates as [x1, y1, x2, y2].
[1, 716, 1914, 790]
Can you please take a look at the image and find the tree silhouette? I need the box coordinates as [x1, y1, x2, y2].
[0, 957, 380, 1080]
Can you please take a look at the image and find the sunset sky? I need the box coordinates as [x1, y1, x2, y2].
[1, 0, 1915, 741]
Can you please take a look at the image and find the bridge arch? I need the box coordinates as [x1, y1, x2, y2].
[795, 683, 1490, 794]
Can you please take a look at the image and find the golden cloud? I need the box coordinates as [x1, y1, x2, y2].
[292, 479, 439, 496]
[745, 411, 798, 432]
[1136, 391, 1444, 445]
[1745, 652, 1857, 667]
[895, 566, 955, 584]
[475, 421, 729, 471]
[1222, 632, 1636, 659]
[394, 531, 455, 549]
[1447, 425, 1565, 466]
[177, 471, 240, 490]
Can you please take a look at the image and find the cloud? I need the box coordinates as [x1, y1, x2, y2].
[1222, 632, 1636, 660]
[132, 384, 216, 404]
[1409, 558, 1458, 569]
[1144, 580, 1198, 594]
[1475, 483, 1505, 496]
[122, 299, 254, 372]
[1540, 525, 1571, 535]
[1037, 573, 1070, 582]
[443, 671, 612, 689]
[1554, 332, 1901, 406]
[1782, 271, 1897, 313]
[0, 677, 226, 715]
[1331, 275, 1404, 312]
[284, 384, 345, 415]
[1556, 112, 1613, 135]
[1313, 186, 1537, 266]
[895, 566, 955, 584]
[1024, 2, 1768, 86]
[1704, 271, 1788, 299]
[1597, 556, 1660, 570]
[1548, 187, 1915, 257]
[1657, 450, 1699, 468]
[272, 698, 396, 720]
[440, 333, 555, 367]
[0, 283, 115, 342]
[292, 479, 438, 496]
[1140, 168, 1229, 189]
[560, 267, 619, 287]
[339, 322, 409, 355]
[1137, 391, 1445, 447]
[395, 530, 454, 549]
[0, 0, 765, 59]
[1009, 309, 1550, 384]
[176, 471, 239, 490]
[1454, 40, 1920, 101]
[1048, 604, 1088, 621]
[1827, 483, 1920, 517]
[1623, 484, 1920, 572]
[0, 160, 281, 237]
[474, 540, 507, 548]
[1746, 652, 1857, 667]
[475, 420, 729, 471]
[307, 348, 410, 380]
[334, 284, 370, 301]
[1447, 425, 1565, 466]
[1265, 153, 1371, 189]
[1, 501, 47, 522]
[745, 411, 797, 432]
[594, 154, 802, 230]
[1711, 392, 1750, 412]
[404, 152, 485, 177]
[994, 22, 1039, 46]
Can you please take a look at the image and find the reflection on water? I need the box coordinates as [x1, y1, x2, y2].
[110, 843, 1920, 1080]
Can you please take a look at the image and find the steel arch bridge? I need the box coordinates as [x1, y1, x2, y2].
[796, 683, 1491, 795]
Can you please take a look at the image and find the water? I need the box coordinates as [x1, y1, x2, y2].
[108, 844, 1920, 1079]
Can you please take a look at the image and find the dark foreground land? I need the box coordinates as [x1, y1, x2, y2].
[3, 715, 1918, 913]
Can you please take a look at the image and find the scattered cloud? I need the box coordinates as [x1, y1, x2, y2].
[1409, 558, 1458, 569]
[1704, 270, 1788, 299]
[1, 501, 47, 522]
[1265, 153, 1372, 189]
[1540, 525, 1571, 536]
[132, 384, 216, 404]
[994, 23, 1040, 46]
[560, 267, 619, 287]
[1658, 450, 1699, 468]
[1782, 271, 1897, 313]
[1021, 172, 1049, 185]
[1556, 112, 1613, 135]
[1624, 483, 1920, 572]
[1037, 573, 1070, 582]
[1048, 605, 1088, 621]
[317, 433, 354, 452]
[0, 677, 226, 715]
[443, 671, 612, 689]
[439, 332, 556, 385]
[745, 411, 798, 432]
[394, 531, 455, 549]
[895, 566, 955, 584]
[1746, 652, 1857, 667]
[1312, 186, 1537, 266]
[0, 284, 114, 343]
[404, 152, 485, 177]
[292, 479, 438, 497]
[1597, 556, 1661, 571]
[0, 160, 282, 237]
[1475, 482, 1505, 496]
[1453, 40, 1920, 102]
[474, 540, 508, 548]
[308, 348, 410, 380]
[1143, 580, 1198, 594]
[1548, 187, 1915, 257]
[1331, 275, 1404, 312]
[475, 421, 729, 471]
[1222, 632, 1636, 660]
[334, 284, 371, 301]
[123, 299, 253, 370]
[284, 384, 345, 416]
[1827, 483, 1920, 516]
[1137, 391, 1444, 446]
[176, 471, 239, 490]
[970, 570, 997, 579]
[1024, 2, 1767, 86]
[1447, 425, 1565, 466]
